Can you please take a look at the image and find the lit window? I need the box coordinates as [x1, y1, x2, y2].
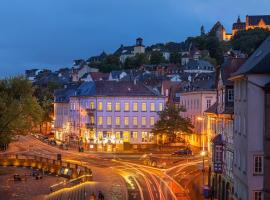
[159, 103, 163, 111]
[206, 99, 211, 108]
[142, 131, 148, 142]
[133, 117, 138, 126]
[98, 102, 103, 111]
[124, 102, 130, 111]
[124, 117, 129, 126]
[107, 116, 112, 125]
[150, 103, 155, 112]
[132, 131, 138, 140]
[115, 116, 120, 126]
[142, 102, 147, 112]
[254, 155, 263, 174]
[115, 132, 120, 139]
[98, 131, 103, 140]
[90, 101, 95, 109]
[254, 191, 263, 200]
[228, 89, 234, 102]
[90, 116, 94, 124]
[115, 102, 120, 111]
[107, 102, 112, 111]
[133, 102, 138, 111]
[142, 117, 146, 126]
[98, 116, 103, 125]
[150, 117, 155, 126]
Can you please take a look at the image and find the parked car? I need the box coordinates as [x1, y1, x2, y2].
[49, 140, 57, 146]
[60, 144, 68, 150]
[171, 148, 193, 156]
[13, 174, 22, 181]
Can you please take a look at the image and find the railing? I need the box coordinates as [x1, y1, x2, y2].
[0, 154, 92, 180]
[50, 174, 92, 192]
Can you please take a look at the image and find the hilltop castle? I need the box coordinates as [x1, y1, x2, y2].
[211, 15, 270, 41]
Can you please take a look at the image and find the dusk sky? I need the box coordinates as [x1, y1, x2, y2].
[1, 0, 270, 77]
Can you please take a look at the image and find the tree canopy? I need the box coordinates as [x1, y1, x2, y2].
[150, 51, 165, 64]
[231, 28, 270, 56]
[0, 77, 43, 145]
[152, 104, 194, 143]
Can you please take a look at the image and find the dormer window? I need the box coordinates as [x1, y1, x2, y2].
[228, 89, 234, 102]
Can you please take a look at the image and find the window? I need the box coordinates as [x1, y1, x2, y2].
[124, 117, 129, 126]
[133, 102, 138, 112]
[228, 89, 234, 102]
[98, 116, 103, 125]
[90, 116, 94, 124]
[206, 99, 211, 108]
[107, 102, 112, 111]
[98, 131, 103, 140]
[254, 155, 263, 174]
[132, 131, 138, 140]
[115, 102, 120, 111]
[142, 102, 147, 112]
[90, 101, 95, 109]
[142, 131, 148, 142]
[124, 102, 130, 111]
[115, 116, 120, 126]
[98, 102, 103, 111]
[107, 116, 112, 125]
[133, 117, 138, 126]
[254, 191, 263, 200]
[150, 117, 155, 126]
[150, 103, 155, 112]
[159, 102, 163, 111]
[141, 117, 146, 126]
[115, 132, 121, 139]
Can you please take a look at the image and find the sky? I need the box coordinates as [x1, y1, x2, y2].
[0, 0, 270, 77]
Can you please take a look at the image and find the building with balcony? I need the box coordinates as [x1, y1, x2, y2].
[55, 81, 165, 151]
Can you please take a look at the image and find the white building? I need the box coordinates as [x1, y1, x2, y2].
[54, 81, 165, 152]
[230, 36, 270, 200]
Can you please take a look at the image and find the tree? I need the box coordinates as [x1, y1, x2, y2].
[231, 28, 270, 55]
[152, 104, 194, 144]
[205, 36, 224, 65]
[123, 53, 149, 69]
[34, 81, 61, 134]
[0, 77, 43, 147]
[169, 52, 182, 64]
[150, 51, 165, 64]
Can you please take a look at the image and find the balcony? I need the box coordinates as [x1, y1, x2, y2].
[85, 123, 95, 129]
[86, 108, 96, 115]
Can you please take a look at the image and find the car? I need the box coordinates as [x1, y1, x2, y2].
[171, 148, 193, 156]
[60, 144, 68, 150]
[49, 140, 57, 146]
[13, 174, 22, 181]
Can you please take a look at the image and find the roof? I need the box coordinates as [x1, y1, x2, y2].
[220, 57, 247, 85]
[185, 60, 214, 71]
[247, 15, 270, 26]
[54, 83, 80, 103]
[180, 72, 216, 92]
[93, 81, 159, 97]
[204, 102, 217, 114]
[89, 72, 109, 81]
[232, 36, 270, 76]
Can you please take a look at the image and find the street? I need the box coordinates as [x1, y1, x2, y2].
[1, 135, 206, 200]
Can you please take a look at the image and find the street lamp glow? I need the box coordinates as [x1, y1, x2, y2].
[201, 151, 206, 157]
[197, 116, 203, 121]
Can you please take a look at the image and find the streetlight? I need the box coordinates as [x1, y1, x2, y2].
[197, 116, 205, 151]
[201, 150, 206, 187]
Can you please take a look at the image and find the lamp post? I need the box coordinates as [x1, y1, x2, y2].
[201, 150, 206, 187]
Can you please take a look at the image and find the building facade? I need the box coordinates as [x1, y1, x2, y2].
[204, 57, 246, 200]
[54, 81, 165, 151]
[230, 36, 270, 200]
